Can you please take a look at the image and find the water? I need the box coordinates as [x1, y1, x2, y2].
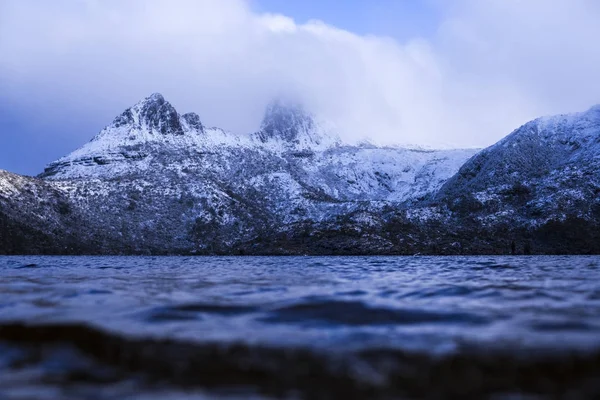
[1, 256, 600, 399]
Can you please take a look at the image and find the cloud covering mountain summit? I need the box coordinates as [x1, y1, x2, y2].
[2, 0, 600, 176]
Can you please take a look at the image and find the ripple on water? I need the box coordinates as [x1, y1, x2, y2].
[16, 264, 39, 269]
[260, 299, 490, 327]
[334, 290, 368, 297]
[87, 290, 113, 295]
[529, 319, 599, 332]
[143, 303, 258, 323]
[396, 285, 476, 300]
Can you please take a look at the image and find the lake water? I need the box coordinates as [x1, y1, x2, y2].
[1, 256, 600, 399]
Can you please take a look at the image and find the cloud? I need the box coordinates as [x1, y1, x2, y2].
[1, 0, 599, 162]
[434, 0, 600, 139]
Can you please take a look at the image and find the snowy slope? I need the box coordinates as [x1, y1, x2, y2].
[42, 93, 476, 203]
[29, 93, 477, 252]
[437, 104, 600, 227]
[0, 169, 100, 254]
[2, 95, 600, 254]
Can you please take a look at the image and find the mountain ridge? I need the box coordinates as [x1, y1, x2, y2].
[2, 94, 599, 255]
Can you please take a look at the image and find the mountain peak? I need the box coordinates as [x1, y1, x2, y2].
[182, 112, 204, 133]
[257, 98, 315, 143]
[145, 92, 166, 103]
[111, 93, 184, 136]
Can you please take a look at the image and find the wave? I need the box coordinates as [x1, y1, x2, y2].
[2, 322, 600, 399]
[260, 299, 490, 327]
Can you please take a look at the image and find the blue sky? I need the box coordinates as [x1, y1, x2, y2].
[1, 0, 599, 176]
[252, 0, 440, 40]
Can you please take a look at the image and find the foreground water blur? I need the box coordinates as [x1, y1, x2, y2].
[1, 256, 600, 399]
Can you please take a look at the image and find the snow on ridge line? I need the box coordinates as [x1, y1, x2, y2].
[50, 92, 486, 164]
[39, 92, 493, 185]
[44, 93, 346, 175]
[525, 104, 600, 137]
[537, 103, 600, 124]
[38, 93, 484, 200]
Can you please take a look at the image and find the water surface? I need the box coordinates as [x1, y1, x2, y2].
[1, 256, 600, 398]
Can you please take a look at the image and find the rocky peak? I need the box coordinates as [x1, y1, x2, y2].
[256, 99, 316, 144]
[182, 112, 204, 134]
[112, 93, 184, 136]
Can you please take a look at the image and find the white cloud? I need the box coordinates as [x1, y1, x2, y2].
[0, 0, 599, 150]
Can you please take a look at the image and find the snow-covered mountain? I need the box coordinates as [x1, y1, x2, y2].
[421, 105, 600, 254]
[438, 105, 600, 221]
[1, 94, 599, 254]
[42, 93, 473, 202]
[31, 93, 476, 253]
[0, 169, 104, 253]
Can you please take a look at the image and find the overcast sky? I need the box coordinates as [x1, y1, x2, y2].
[1, 0, 599, 176]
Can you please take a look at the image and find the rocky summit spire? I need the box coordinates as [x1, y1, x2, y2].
[111, 93, 185, 136]
[182, 112, 204, 134]
[256, 99, 316, 143]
